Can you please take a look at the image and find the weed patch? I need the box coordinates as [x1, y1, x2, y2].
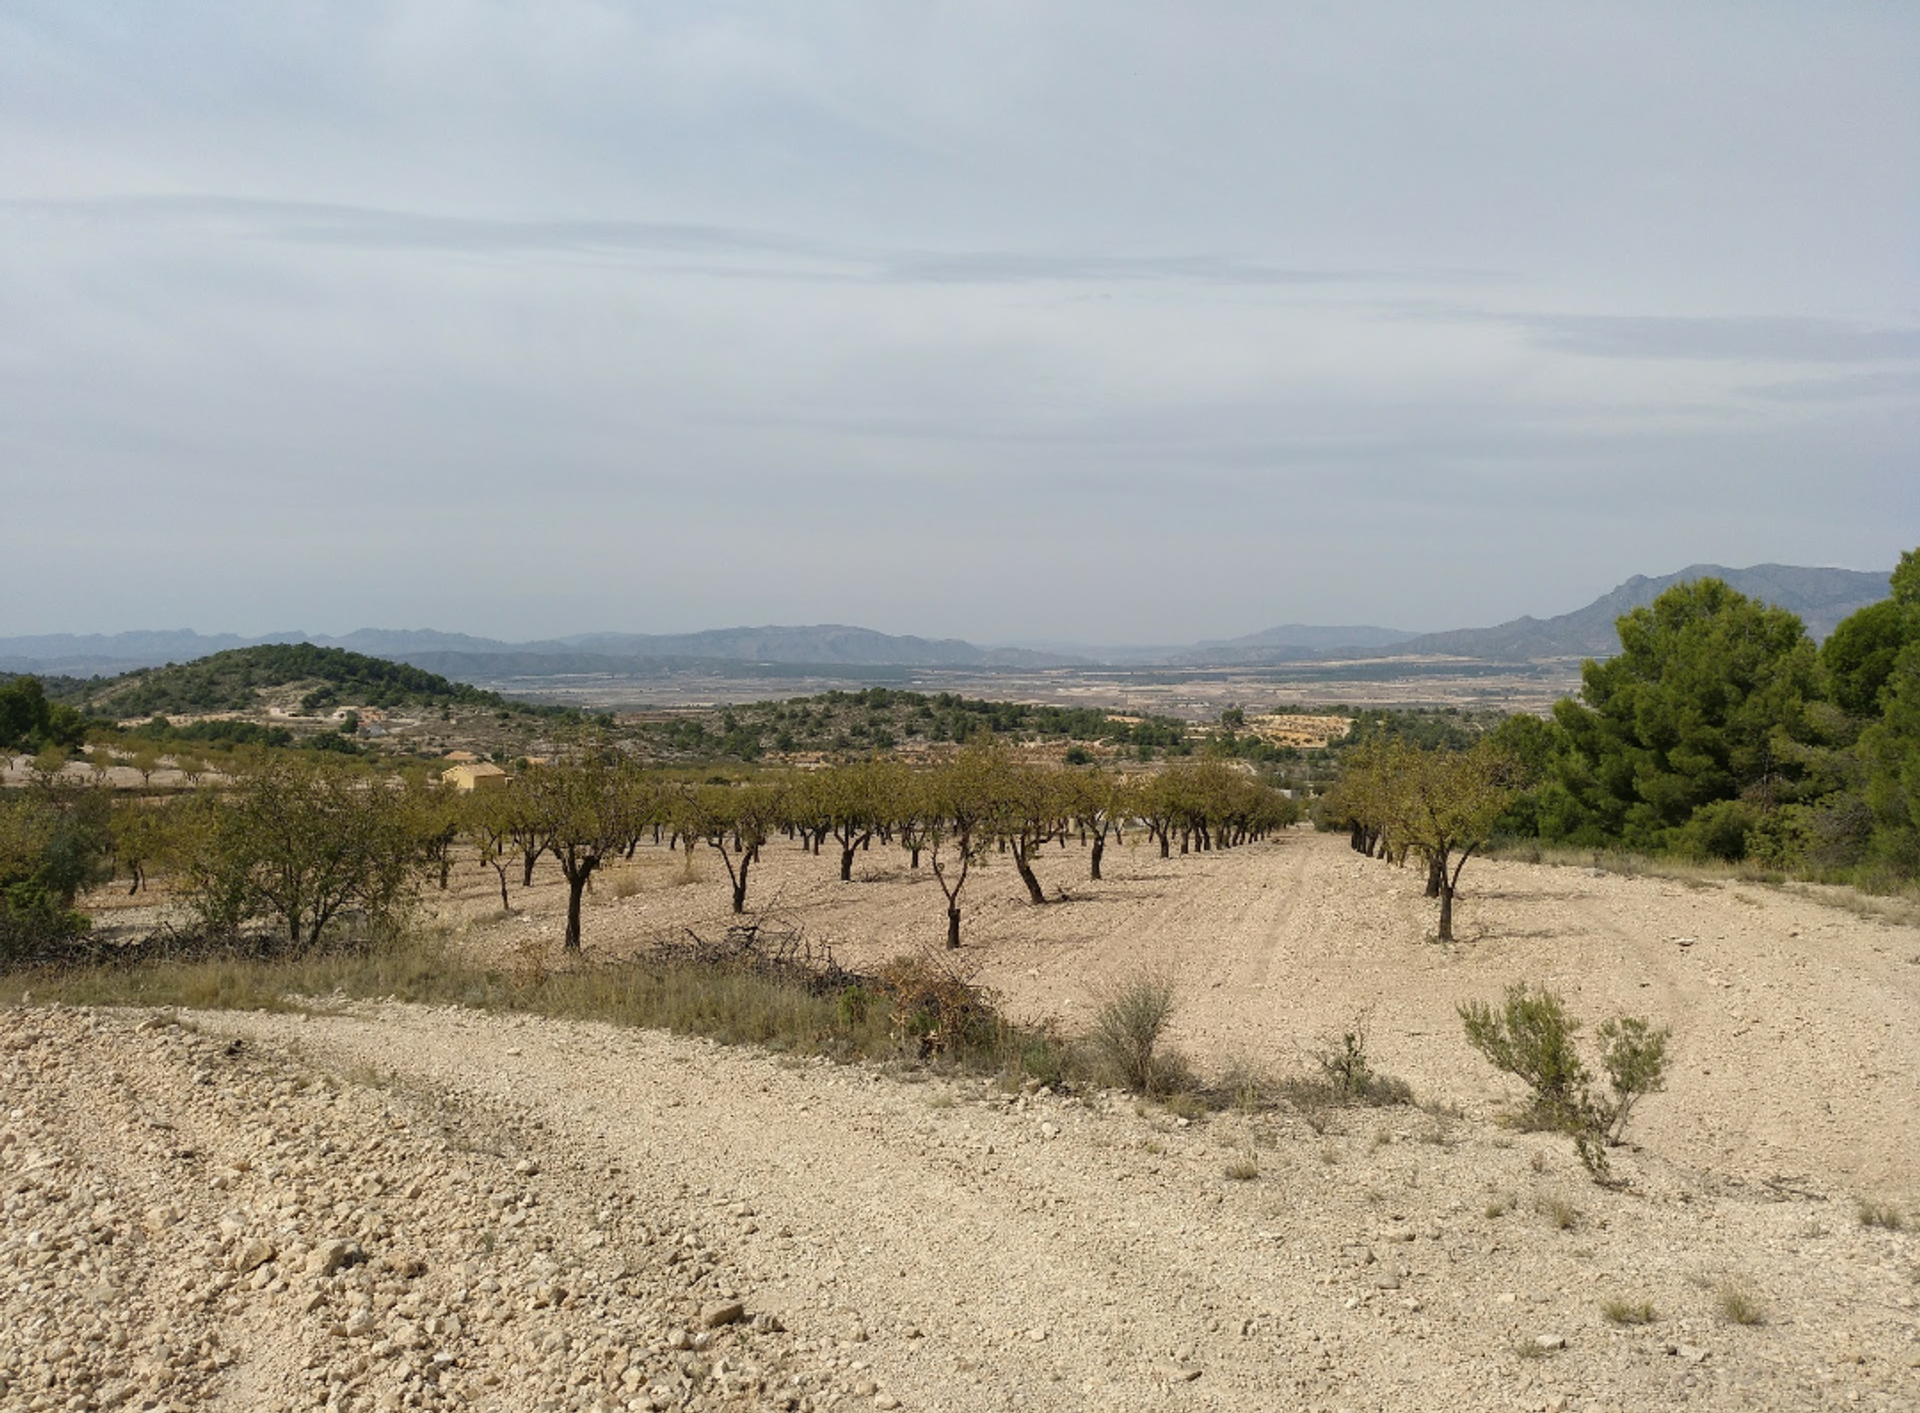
[1601, 1297, 1656, 1326]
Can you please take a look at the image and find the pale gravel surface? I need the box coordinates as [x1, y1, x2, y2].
[8, 831, 1920, 1411]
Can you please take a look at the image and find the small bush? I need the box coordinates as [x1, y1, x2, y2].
[874, 950, 1000, 1058]
[1210, 1056, 1274, 1113]
[1597, 1015, 1670, 1142]
[1314, 1009, 1413, 1103]
[1223, 1154, 1259, 1182]
[1601, 1297, 1656, 1326]
[1460, 982, 1670, 1183]
[1086, 969, 1180, 1095]
[1278, 1011, 1414, 1116]
[1459, 984, 1591, 1128]
[1716, 1282, 1767, 1326]
[1160, 1086, 1208, 1121]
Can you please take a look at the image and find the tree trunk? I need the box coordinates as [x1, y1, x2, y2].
[946, 904, 961, 949]
[1090, 835, 1105, 881]
[494, 864, 511, 912]
[1437, 883, 1454, 942]
[840, 846, 856, 882]
[563, 857, 596, 951]
[1425, 854, 1445, 898]
[732, 855, 750, 914]
[1013, 844, 1047, 905]
[1159, 830, 1171, 859]
[909, 844, 922, 869]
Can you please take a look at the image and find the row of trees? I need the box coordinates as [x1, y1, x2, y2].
[467, 747, 1297, 949]
[2, 745, 1299, 961]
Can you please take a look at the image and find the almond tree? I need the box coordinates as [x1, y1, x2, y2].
[692, 778, 784, 914]
[1000, 756, 1064, 905]
[926, 748, 998, 949]
[462, 787, 521, 912]
[1394, 742, 1519, 941]
[890, 768, 935, 870]
[522, 743, 643, 951]
[822, 759, 887, 882]
[180, 757, 428, 949]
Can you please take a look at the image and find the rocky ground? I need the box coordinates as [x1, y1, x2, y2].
[9, 833, 1920, 1411]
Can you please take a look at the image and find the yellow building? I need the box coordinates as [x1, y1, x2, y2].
[441, 762, 508, 792]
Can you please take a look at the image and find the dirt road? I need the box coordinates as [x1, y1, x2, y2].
[10, 832, 1919, 1411]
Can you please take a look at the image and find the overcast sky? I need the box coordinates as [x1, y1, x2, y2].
[2, 2, 1915, 644]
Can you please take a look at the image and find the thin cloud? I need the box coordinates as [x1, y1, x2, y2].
[5, 194, 1480, 292]
[1741, 369, 1920, 402]
[1517, 314, 1920, 364]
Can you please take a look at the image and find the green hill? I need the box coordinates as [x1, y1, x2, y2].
[86, 644, 510, 719]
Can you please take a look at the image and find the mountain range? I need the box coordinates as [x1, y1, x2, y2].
[0, 562, 1893, 679]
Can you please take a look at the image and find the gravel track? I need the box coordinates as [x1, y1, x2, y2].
[9, 832, 1920, 1411]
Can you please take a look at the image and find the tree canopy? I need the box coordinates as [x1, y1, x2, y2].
[1542, 578, 1819, 853]
[0, 676, 89, 753]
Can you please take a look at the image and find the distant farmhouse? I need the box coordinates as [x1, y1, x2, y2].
[441, 761, 508, 792]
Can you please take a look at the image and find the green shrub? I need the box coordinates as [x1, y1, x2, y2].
[1716, 1282, 1767, 1326]
[1597, 1014, 1670, 1141]
[1459, 984, 1592, 1129]
[1460, 982, 1671, 1183]
[1671, 799, 1757, 863]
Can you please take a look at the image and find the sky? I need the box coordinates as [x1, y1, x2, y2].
[2, 2, 1916, 645]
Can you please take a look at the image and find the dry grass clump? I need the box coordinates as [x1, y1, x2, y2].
[1223, 1154, 1260, 1182]
[1084, 968, 1185, 1096]
[1536, 1194, 1582, 1231]
[1601, 1296, 1657, 1326]
[1857, 1199, 1908, 1231]
[1716, 1282, 1768, 1326]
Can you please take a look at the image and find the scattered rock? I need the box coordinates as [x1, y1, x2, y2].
[231, 1237, 275, 1273]
[307, 1238, 364, 1276]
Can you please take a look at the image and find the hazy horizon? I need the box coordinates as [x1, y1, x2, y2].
[4, 4, 1915, 641]
[0, 553, 1896, 658]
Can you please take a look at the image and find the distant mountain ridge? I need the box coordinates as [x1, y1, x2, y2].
[0, 563, 1892, 677]
[0, 624, 1083, 677]
[1389, 563, 1889, 662]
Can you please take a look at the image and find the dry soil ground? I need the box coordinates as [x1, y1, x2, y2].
[7, 832, 1919, 1412]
